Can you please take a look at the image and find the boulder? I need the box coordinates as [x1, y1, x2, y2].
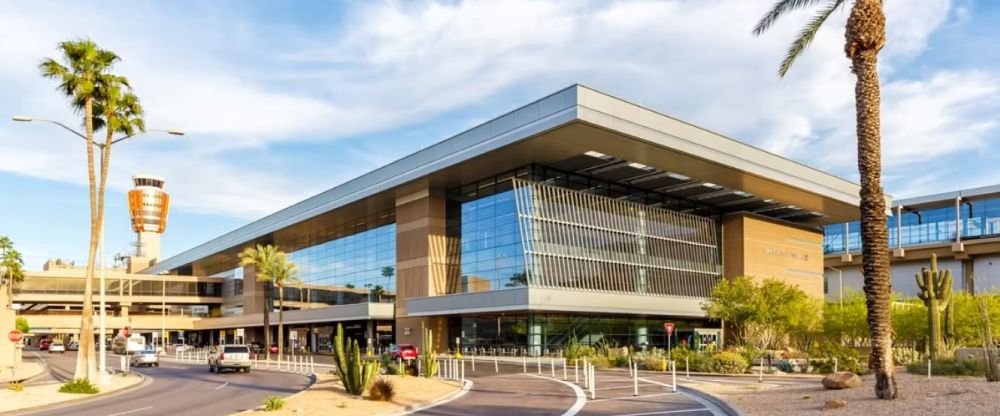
[822, 399, 847, 411]
[822, 372, 861, 390]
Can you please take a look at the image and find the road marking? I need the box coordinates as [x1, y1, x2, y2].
[589, 392, 680, 402]
[215, 382, 229, 390]
[526, 374, 586, 416]
[611, 408, 709, 416]
[107, 406, 153, 416]
[400, 379, 474, 414]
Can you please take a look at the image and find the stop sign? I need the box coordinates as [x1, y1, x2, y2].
[8, 330, 23, 343]
[663, 322, 675, 336]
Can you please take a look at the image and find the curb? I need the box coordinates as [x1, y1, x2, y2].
[228, 373, 317, 415]
[677, 385, 745, 416]
[9, 371, 149, 415]
[396, 378, 472, 415]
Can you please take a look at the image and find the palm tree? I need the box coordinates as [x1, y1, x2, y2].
[239, 244, 278, 359]
[1, 236, 26, 306]
[753, 0, 895, 399]
[239, 245, 300, 358]
[40, 39, 122, 381]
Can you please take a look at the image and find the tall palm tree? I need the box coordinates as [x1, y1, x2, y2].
[753, 0, 895, 399]
[40, 39, 121, 381]
[268, 252, 300, 356]
[1, 236, 26, 306]
[239, 244, 278, 358]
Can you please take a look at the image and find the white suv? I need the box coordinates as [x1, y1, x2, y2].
[208, 345, 252, 373]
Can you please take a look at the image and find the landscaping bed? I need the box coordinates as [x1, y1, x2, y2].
[250, 373, 461, 415]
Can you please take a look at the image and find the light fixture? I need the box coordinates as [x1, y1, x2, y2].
[12, 116, 32, 122]
[583, 150, 607, 159]
[701, 182, 720, 188]
[666, 172, 690, 181]
[627, 162, 653, 170]
[166, 129, 185, 136]
[733, 191, 751, 197]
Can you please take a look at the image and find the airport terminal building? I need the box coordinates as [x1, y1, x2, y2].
[15, 85, 862, 354]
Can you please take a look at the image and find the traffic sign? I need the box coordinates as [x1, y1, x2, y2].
[663, 322, 675, 336]
[289, 331, 298, 340]
[8, 330, 23, 343]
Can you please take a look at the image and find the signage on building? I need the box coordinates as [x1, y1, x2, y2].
[8, 330, 23, 343]
[763, 247, 809, 261]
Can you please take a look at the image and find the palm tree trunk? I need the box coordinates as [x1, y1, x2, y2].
[278, 285, 284, 358]
[263, 280, 271, 360]
[75, 96, 98, 381]
[849, 0, 895, 399]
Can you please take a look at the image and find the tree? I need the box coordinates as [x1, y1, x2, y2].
[1, 236, 26, 289]
[239, 244, 277, 358]
[15, 317, 30, 334]
[39, 39, 133, 381]
[239, 244, 300, 358]
[702, 276, 822, 350]
[753, 0, 895, 399]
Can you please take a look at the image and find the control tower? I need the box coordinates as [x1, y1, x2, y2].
[126, 174, 170, 271]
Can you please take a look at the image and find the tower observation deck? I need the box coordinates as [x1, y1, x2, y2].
[127, 174, 170, 266]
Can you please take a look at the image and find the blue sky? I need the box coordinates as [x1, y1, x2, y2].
[0, 0, 998, 269]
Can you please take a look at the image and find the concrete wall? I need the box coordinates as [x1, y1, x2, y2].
[723, 213, 824, 298]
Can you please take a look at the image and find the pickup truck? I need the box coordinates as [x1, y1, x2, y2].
[208, 345, 252, 373]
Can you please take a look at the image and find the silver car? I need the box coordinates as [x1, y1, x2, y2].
[208, 345, 252, 373]
[48, 342, 66, 354]
[130, 349, 159, 367]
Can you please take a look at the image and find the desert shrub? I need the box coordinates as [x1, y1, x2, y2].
[263, 396, 285, 411]
[892, 346, 924, 365]
[906, 359, 986, 376]
[613, 355, 631, 367]
[563, 335, 595, 361]
[368, 377, 396, 402]
[711, 351, 749, 374]
[8, 381, 24, 392]
[640, 355, 669, 372]
[587, 355, 612, 369]
[59, 378, 99, 394]
[809, 344, 867, 375]
[776, 360, 795, 373]
[384, 362, 402, 375]
[734, 344, 762, 365]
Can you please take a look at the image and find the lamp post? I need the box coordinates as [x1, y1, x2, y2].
[13, 116, 183, 383]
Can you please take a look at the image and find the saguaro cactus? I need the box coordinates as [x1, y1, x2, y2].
[333, 324, 380, 395]
[915, 254, 953, 359]
[420, 322, 438, 378]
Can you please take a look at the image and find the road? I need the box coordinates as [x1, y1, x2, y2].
[15, 348, 311, 416]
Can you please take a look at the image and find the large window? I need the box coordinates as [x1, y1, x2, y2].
[14, 277, 221, 297]
[452, 190, 527, 292]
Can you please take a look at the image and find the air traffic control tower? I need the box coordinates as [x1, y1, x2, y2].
[126, 174, 170, 272]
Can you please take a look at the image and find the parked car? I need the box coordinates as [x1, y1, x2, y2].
[268, 344, 279, 354]
[67, 342, 79, 351]
[389, 344, 418, 361]
[130, 350, 160, 367]
[49, 341, 66, 354]
[39, 338, 51, 351]
[208, 345, 252, 373]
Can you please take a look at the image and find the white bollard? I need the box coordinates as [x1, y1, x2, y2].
[563, 358, 567, 380]
[671, 360, 677, 393]
[494, 356, 499, 373]
[574, 359, 579, 384]
[633, 362, 639, 396]
[461, 360, 466, 382]
[583, 359, 589, 388]
[628, 357, 634, 378]
[472, 355, 476, 372]
[550, 357, 555, 378]
[417, 358, 422, 377]
[590, 365, 595, 399]
[927, 358, 932, 379]
[759, 357, 763, 383]
[834, 357, 839, 374]
[537, 355, 541, 375]
[311, 356, 315, 375]
[523, 355, 527, 374]
[685, 357, 690, 380]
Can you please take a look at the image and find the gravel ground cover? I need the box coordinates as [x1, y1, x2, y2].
[704, 370, 1000, 415]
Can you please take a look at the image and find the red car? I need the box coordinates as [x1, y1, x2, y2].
[39, 338, 52, 351]
[389, 344, 418, 360]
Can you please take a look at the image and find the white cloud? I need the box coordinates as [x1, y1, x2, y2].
[0, 0, 996, 222]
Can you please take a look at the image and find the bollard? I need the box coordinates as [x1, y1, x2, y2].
[590, 365, 595, 400]
[266, 357, 270, 370]
[759, 357, 763, 383]
[927, 358, 932, 379]
[834, 357, 839, 374]
[461, 360, 466, 382]
[418, 358, 422, 377]
[550, 357, 555, 378]
[523, 355, 527, 374]
[685, 357, 690, 380]
[575, 359, 579, 384]
[494, 356, 499, 373]
[633, 362, 639, 396]
[628, 357, 633, 378]
[311, 356, 315, 374]
[537, 355, 542, 375]
[563, 358, 567, 380]
[671, 360, 677, 393]
[472, 355, 476, 372]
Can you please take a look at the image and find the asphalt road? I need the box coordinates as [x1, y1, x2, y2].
[16, 348, 311, 416]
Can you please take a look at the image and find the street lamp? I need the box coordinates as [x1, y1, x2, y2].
[13, 115, 184, 383]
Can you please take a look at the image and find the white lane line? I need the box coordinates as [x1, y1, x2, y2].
[526, 374, 586, 416]
[589, 392, 680, 403]
[611, 408, 710, 416]
[400, 379, 474, 414]
[107, 406, 153, 416]
[215, 382, 229, 390]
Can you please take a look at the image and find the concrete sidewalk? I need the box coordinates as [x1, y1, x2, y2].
[0, 361, 45, 383]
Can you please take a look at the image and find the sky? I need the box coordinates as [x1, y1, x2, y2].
[0, 0, 998, 269]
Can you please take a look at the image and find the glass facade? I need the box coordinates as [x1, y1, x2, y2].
[450, 313, 710, 354]
[445, 165, 722, 298]
[14, 277, 221, 297]
[824, 197, 1000, 253]
[283, 220, 396, 306]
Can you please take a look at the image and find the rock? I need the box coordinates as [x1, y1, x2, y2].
[822, 372, 861, 390]
[823, 399, 847, 411]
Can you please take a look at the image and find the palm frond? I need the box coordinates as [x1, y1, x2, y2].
[778, 0, 845, 77]
[752, 0, 830, 36]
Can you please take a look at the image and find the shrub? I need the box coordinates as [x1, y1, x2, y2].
[368, 377, 396, 402]
[711, 351, 749, 374]
[640, 356, 669, 372]
[669, 347, 710, 372]
[8, 381, 24, 392]
[809, 343, 867, 375]
[776, 360, 795, 373]
[384, 362, 402, 376]
[59, 379, 99, 394]
[906, 359, 986, 376]
[263, 396, 285, 411]
[892, 346, 923, 365]
[612, 355, 631, 368]
[587, 355, 612, 369]
[734, 344, 762, 365]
